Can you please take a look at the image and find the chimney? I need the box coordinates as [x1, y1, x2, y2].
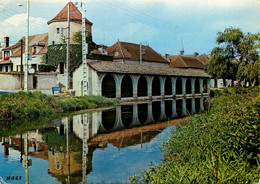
[194, 52, 199, 57]
[4, 37, 9, 48]
[165, 54, 169, 59]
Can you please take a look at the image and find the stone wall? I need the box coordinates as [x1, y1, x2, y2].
[0, 73, 58, 90]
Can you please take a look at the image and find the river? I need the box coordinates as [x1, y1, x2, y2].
[0, 99, 203, 184]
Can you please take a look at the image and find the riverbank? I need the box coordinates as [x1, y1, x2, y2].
[132, 87, 259, 183]
[0, 91, 118, 122]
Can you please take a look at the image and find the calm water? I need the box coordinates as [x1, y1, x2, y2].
[0, 99, 202, 184]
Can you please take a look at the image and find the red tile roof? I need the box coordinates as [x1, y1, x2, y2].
[168, 55, 205, 69]
[47, 2, 92, 25]
[107, 41, 168, 63]
[11, 33, 48, 57]
[197, 54, 210, 64]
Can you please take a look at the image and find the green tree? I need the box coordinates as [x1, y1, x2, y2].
[206, 28, 259, 86]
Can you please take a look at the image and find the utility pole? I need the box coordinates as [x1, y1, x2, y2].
[140, 42, 142, 64]
[66, 3, 71, 91]
[20, 39, 23, 89]
[24, 0, 29, 91]
[82, 0, 88, 96]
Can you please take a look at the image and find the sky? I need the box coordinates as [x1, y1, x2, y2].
[0, 0, 259, 55]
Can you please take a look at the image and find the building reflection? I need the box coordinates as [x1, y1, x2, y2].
[1, 98, 207, 184]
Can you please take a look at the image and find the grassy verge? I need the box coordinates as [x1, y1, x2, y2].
[131, 87, 260, 183]
[0, 91, 118, 121]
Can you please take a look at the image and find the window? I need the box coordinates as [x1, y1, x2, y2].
[56, 27, 60, 34]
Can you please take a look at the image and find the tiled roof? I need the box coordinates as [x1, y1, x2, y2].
[11, 33, 48, 57]
[197, 54, 210, 64]
[107, 41, 169, 63]
[87, 60, 210, 77]
[47, 2, 92, 25]
[2, 43, 21, 51]
[0, 60, 13, 65]
[169, 55, 205, 69]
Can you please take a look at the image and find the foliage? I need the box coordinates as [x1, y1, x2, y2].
[206, 27, 260, 86]
[210, 89, 223, 97]
[133, 87, 260, 183]
[38, 64, 57, 72]
[0, 91, 118, 121]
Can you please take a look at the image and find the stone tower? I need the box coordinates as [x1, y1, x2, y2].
[47, 2, 92, 46]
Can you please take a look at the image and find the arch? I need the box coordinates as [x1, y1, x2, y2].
[186, 98, 192, 115]
[176, 99, 182, 117]
[195, 98, 200, 113]
[138, 103, 148, 124]
[121, 105, 133, 128]
[203, 79, 207, 93]
[137, 76, 148, 96]
[186, 78, 191, 94]
[195, 78, 200, 94]
[101, 74, 116, 98]
[152, 76, 161, 96]
[152, 101, 161, 121]
[164, 77, 172, 95]
[176, 77, 182, 95]
[121, 75, 133, 98]
[165, 100, 173, 118]
[101, 109, 116, 131]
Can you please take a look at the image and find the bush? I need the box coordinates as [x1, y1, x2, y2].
[134, 87, 259, 183]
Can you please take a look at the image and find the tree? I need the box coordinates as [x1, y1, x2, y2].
[206, 28, 259, 86]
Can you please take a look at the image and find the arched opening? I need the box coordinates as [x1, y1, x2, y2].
[164, 77, 172, 95]
[203, 79, 207, 93]
[186, 99, 192, 115]
[152, 101, 161, 121]
[165, 100, 172, 118]
[121, 75, 133, 98]
[121, 105, 133, 128]
[195, 98, 200, 113]
[152, 76, 160, 96]
[138, 103, 148, 124]
[186, 78, 191, 94]
[176, 77, 182, 95]
[102, 109, 116, 131]
[102, 74, 116, 98]
[176, 99, 182, 117]
[137, 76, 148, 97]
[195, 78, 200, 93]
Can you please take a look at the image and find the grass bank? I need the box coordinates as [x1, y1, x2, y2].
[131, 87, 259, 183]
[0, 91, 118, 121]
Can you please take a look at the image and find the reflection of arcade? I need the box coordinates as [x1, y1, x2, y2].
[1, 99, 206, 184]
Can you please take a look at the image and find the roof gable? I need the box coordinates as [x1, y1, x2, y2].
[169, 55, 205, 69]
[47, 2, 92, 25]
[107, 41, 168, 63]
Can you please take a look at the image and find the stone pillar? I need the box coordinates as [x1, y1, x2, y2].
[132, 103, 140, 126]
[145, 76, 154, 99]
[130, 75, 140, 100]
[113, 74, 124, 99]
[159, 76, 166, 97]
[114, 105, 124, 130]
[191, 98, 196, 114]
[182, 99, 187, 115]
[207, 79, 210, 94]
[200, 98, 204, 111]
[160, 101, 166, 121]
[172, 100, 177, 118]
[147, 102, 154, 123]
[171, 77, 177, 96]
[191, 78, 195, 95]
[181, 78, 187, 95]
[98, 74, 106, 96]
[199, 78, 204, 94]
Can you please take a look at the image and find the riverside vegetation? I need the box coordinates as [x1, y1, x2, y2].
[0, 91, 118, 122]
[131, 87, 259, 183]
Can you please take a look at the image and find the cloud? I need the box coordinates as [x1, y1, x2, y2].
[0, 14, 47, 43]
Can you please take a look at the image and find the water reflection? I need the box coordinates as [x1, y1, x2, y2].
[0, 98, 207, 184]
